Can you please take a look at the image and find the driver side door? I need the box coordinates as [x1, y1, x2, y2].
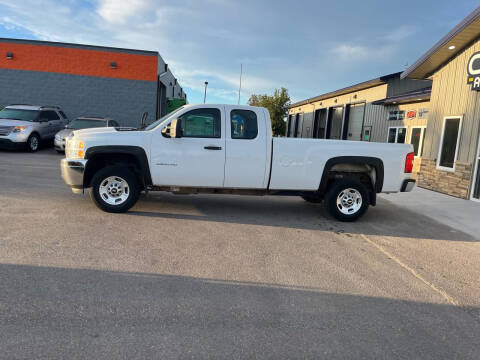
[150, 106, 226, 187]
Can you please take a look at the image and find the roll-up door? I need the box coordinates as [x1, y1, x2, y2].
[328, 107, 343, 140]
[301, 114, 313, 138]
[347, 103, 365, 141]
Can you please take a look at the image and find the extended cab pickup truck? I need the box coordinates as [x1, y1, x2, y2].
[61, 104, 416, 221]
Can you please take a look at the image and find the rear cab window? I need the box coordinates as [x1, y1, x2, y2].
[230, 109, 258, 139]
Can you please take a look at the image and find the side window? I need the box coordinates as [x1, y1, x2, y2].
[109, 120, 119, 127]
[230, 109, 258, 139]
[44, 110, 60, 120]
[59, 111, 67, 119]
[179, 108, 221, 138]
[38, 111, 49, 121]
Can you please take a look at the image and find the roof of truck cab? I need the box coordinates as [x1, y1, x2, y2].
[184, 104, 266, 110]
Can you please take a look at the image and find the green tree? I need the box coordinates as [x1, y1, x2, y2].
[248, 88, 290, 136]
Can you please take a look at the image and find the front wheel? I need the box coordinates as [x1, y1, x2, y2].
[27, 134, 40, 152]
[90, 166, 140, 213]
[324, 178, 369, 222]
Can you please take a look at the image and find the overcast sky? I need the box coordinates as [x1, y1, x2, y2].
[0, 0, 477, 104]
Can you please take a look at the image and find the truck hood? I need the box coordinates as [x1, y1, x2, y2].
[0, 119, 32, 127]
[73, 127, 117, 137]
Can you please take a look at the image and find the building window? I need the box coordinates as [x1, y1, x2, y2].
[387, 110, 405, 121]
[230, 109, 258, 139]
[410, 126, 426, 157]
[387, 127, 407, 143]
[437, 116, 462, 171]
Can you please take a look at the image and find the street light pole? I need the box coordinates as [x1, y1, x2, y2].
[204, 81, 208, 103]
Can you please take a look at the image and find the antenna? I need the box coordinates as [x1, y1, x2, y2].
[238, 63, 243, 105]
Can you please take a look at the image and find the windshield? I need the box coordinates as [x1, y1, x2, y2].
[67, 119, 107, 129]
[144, 106, 185, 131]
[0, 108, 39, 122]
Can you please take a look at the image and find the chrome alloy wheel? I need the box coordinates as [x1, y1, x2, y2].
[98, 176, 130, 205]
[336, 188, 362, 215]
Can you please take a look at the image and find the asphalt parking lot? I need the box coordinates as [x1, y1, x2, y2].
[1, 148, 480, 359]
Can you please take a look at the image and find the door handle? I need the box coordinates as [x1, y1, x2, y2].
[204, 146, 222, 150]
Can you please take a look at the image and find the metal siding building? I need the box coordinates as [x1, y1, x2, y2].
[0, 38, 186, 127]
[287, 73, 431, 177]
[402, 6, 480, 200]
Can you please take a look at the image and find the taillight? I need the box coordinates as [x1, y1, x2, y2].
[405, 152, 414, 173]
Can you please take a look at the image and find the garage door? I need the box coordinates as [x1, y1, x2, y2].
[329, 107, 343, 140]
[301, 114, 313, 138]
[347, 103, 365, 141]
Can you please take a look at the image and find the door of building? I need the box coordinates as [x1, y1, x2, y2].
[472, 134, 480, 201]
[347, 103, 365, 141]
[327, 107, 343, 140]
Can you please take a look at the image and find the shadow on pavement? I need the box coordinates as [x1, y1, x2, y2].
[1, 263, 479, 359]
[128, 193, 476, 241]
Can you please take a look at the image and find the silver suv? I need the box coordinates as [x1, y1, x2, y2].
[0, 105, 68, 152]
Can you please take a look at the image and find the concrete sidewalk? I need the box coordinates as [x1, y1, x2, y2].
[379, 187, 480, 239]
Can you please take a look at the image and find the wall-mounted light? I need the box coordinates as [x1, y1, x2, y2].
[6, 52, 13, 60]
[110, 62, 117, 69]
[334, 99, 337, 103]
[448, 45, 455, 50]
[353, 94, 357, 99]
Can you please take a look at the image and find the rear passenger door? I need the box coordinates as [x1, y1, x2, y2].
[224, 106, 268, 188]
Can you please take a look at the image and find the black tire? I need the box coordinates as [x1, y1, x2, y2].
[26, 133, 40, 152]
[56, 150, 64, 154]
[324, 178, 369, 222]
[90, 166, 140, 213]
[301, 192, 323, 203]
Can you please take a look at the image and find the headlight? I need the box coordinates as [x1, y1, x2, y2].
[12, 125, 29, 132]
[55, 134, 63, 141]
[65, 139, 85, 159]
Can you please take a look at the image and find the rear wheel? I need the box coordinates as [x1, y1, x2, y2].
[324, 178, 369, 222]
[90, 166, 140, 213]
[27, 134, 40, 152]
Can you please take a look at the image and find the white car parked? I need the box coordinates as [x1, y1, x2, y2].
[60, 104, 415, 221]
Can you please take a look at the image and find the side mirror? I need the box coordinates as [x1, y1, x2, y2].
[169, 118, 182, 138]
[162, 118, 183, 138]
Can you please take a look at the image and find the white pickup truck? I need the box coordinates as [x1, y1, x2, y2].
[61, 104, 416, 221]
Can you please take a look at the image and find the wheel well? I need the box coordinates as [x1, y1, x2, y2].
[319, 157, 384, 194]
[84, 153, 148, 189]
[29, 131, 40, 139]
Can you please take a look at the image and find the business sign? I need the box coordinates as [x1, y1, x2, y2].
[418, 108, 429, 118]
[467, 51, 480, 90]
[407, 110, 416, 119]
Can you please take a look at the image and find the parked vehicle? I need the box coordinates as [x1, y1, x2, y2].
[60, 104, 416, 221]
[0, 105, 68, 152]
[54, 117, 119, 153]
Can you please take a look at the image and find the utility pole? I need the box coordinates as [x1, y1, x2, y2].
[238, 63, 243, 105]
[203, 81, 208, 103]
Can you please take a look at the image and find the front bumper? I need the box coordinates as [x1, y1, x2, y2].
[401, 179, 416, 192]
[0, 138, 25, 150]
[61, 158, 87, 194]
